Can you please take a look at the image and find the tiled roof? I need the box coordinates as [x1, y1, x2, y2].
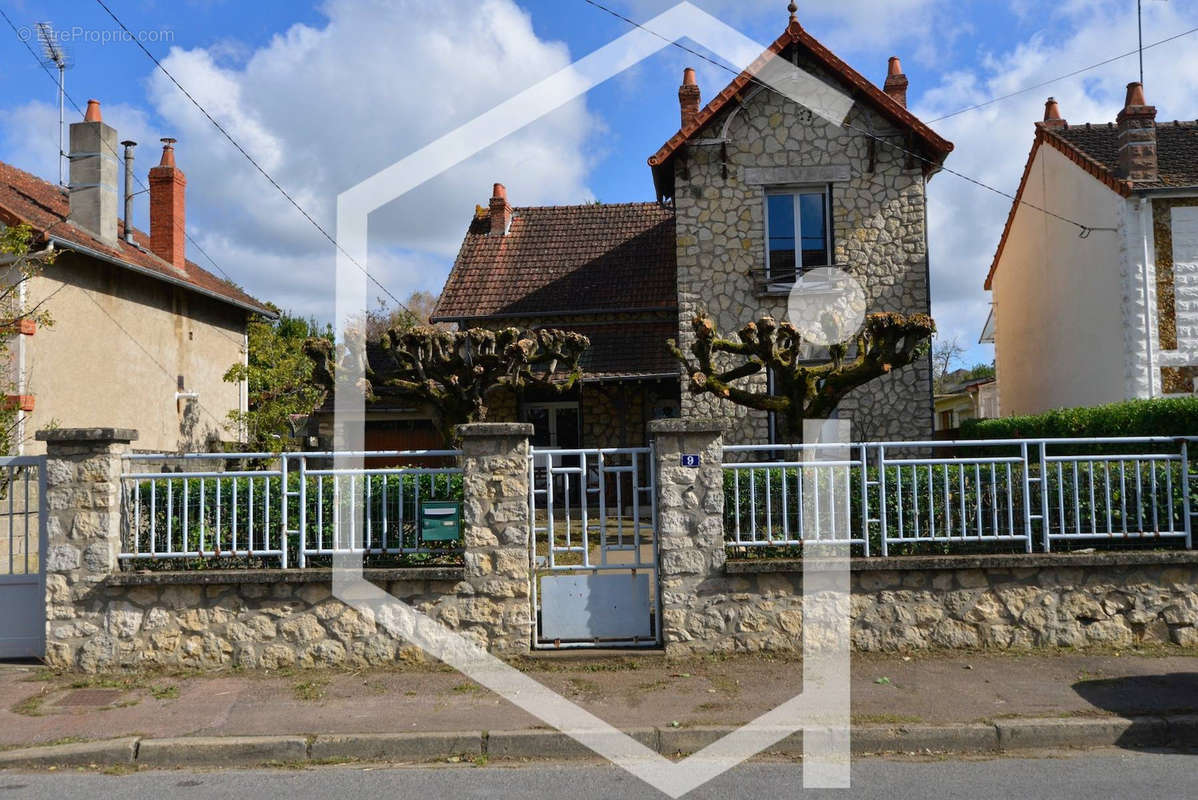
[1053, 121, 1198, 190]
[557, 319, 680, 381]
[0, 159, 273, 316]
[432, 202, 676, 321]
[985, 120, 1198, 290]
[647, 18, 953, 199]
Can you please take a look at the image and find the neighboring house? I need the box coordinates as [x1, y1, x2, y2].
[429, 9, 953, 447]
[0, 100, 273, 453]
[933, 375, 998, 436]
[984, 84, 1198, 416]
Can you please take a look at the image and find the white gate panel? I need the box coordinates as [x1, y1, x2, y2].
[541, 573, 652, 641]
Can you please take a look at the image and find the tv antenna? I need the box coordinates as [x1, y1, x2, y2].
[35, 22, 70, 187]
[1138, 0, 1170, 87]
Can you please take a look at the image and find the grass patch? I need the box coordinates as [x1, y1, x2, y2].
[450, 682, 482, 694]
[852, 713, 923, 725]
[293, 679, 329, 702]
[11, 692, 47, 717]
[150, 685, 179, 700]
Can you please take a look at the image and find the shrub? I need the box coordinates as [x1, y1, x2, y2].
[961, 397, 1198, 440]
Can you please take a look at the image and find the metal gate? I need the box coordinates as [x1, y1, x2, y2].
[0, 456, 46, 659]
[529, 446, 659, 649]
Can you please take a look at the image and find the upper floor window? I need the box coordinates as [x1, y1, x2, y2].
[765, 188, 830, 280]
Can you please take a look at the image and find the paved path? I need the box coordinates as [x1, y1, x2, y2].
[2, 749, 1195, 799]
[1, 649, 1196, 747]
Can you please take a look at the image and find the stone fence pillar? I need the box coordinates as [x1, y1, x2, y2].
[457, 423, 533, 654]
[35, 427, 138, 669]
[648, 418, 725, 655]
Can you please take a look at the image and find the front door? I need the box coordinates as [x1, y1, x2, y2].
[523, 402, 580, 448]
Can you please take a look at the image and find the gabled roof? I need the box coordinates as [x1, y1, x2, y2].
[647, 17, 953, 200]
[983, 120, 1198, 291]
[432, 202, 676, 321]
[0, 159, 273, 316]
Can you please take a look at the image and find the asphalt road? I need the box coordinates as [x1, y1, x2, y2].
[1, 749, 1195, 799]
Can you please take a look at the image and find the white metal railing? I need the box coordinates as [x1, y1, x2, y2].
[529, 446, 656, 572]
[120, 450, 462, 567]
[723, 437, 1197, 556]
[0, 456, 45, 577]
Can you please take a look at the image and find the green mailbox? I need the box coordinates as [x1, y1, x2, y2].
[420, 501, 462, 544]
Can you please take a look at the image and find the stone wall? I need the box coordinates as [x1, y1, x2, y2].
[658, 553, 1198, 655]
[40, 425, 534, 672]
[672, 56, 934, 444]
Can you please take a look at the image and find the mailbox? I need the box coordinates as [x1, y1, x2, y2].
[420, 501, 462, 544]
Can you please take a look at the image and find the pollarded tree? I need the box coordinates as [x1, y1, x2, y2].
[307, 326, 589, 444]
[669, 312, 935, 441]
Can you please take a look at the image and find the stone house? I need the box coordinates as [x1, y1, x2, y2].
[984, 86, 1198, 416]
[0, 100, 273, 453]
[431, 9, 954, 447]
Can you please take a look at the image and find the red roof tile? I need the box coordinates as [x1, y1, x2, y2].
[551, 319, 680, 381]
[432, 202, 676, 321]
[0, 159, 272, 316]
[647, 18, 953, 198]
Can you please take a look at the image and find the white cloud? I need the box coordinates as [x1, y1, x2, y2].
[918, 0, 1198, 365]
[4, 0, 597, 319]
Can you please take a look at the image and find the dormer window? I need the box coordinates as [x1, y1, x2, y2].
[765, 187, 830, 281]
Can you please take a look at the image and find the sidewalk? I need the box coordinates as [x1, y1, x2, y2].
[0, 647, 1195, 764]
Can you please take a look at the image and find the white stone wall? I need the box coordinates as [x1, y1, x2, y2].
[673, 74, 933, 444]
[1169, 207, 1198, 354]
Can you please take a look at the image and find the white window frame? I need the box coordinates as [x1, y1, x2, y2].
[764, 185, 832, 280]
[521, 401, 580, 448]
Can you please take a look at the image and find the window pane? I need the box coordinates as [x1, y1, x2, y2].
[767, 194, 796, 277]
[799, 192, 827, 268]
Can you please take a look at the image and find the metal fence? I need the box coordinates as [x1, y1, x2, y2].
[723, 437, 1196, 557]
[120, 450, 462, 568]
[0, 457, 44, 577]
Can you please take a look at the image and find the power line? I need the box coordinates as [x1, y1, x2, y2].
[580, 0, 1173, 237]
[928, 25, 1198, 123]
[92, 0, 410, 314]
[0, 6, 240, 289]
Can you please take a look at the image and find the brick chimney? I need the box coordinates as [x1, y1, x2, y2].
[68, 100, 119, 244]
[1116, 82, 1158, 183]
[883, 57, 909, 108]
[148, 138, 186, 267]
[489, 183, 512, 236]
[1039, 97, 1067, 129]
[679, 67, 701, 128]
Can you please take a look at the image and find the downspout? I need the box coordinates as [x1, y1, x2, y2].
[14, 275, 26, 456]
[1139, 196, 1156, 398]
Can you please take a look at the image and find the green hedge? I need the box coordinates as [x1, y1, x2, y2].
[960, 397, 1198, 440]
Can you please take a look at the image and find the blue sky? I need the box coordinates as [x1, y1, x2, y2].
[2, 0, 1196, 369]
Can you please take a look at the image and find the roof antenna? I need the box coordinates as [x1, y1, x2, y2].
[1139, 0, 1171, 88]
[35, 22, 70, 188]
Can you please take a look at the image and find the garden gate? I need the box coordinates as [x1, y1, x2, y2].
[528, 446, 659, 649]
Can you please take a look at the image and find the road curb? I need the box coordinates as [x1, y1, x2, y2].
[1, 715, 1194, 770]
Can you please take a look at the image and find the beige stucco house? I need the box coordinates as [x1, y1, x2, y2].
[0, 100, 273, 454]
[431, 8, 954, 447]
[984, 85, 1198, 416]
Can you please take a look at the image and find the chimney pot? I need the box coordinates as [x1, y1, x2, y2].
[1116, 82, 1158, 182]
[678, 67, 701, 129]
[489, 182, 512, 236]
[1040, 97, 1067, 129]
[68, 101, 119, 243]
[883, 56, 909, 108]
[149, 138, 187, 267]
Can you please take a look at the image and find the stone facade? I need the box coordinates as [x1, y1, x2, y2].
[673, 60, 934, 444]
